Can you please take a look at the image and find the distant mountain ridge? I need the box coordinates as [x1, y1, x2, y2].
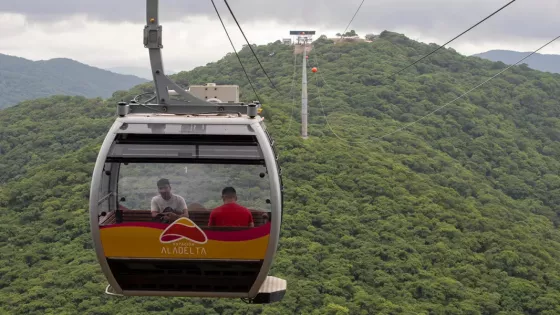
[472, 50, 560, 74]
[0, 53, 148, 109]
[106, 66, 179, 80]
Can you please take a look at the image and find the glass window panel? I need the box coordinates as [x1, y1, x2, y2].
[117, 163, 271, 214]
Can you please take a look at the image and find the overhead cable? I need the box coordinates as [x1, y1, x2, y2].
[313, 34, 560, 144]
[211, 0, 262, 104]
[223, 0, 279, 93]
[340, 0, 366, 38]
[391, 0, 518, 76]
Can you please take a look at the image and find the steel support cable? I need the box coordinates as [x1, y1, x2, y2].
[283, 52, 299, 133]
[313, 74, 350, 143]
[211, 0, 262, 104]
[312, 34, 560, 144]
[223, 0, 281, 95]
[340, 0, 366, 38]
[391, 0, 518, 76]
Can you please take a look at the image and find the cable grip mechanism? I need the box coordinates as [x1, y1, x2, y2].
[144, 19, 162, 49]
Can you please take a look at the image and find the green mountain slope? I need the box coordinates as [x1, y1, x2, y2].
[1, 31, 560, 314]
[473, 50, 560, 74]
[0, 54, 148, 109]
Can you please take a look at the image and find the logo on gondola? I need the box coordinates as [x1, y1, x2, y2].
[159, 218, 208, 244]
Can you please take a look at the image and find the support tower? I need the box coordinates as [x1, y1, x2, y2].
[290, 31, 315, 139]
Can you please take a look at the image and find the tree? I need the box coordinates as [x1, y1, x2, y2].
[365, 33, 376, 41]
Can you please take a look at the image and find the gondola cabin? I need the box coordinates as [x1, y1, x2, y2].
[89, 109, 286, 303]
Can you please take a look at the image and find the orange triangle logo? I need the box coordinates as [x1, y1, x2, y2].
[159, 217, 208, 244]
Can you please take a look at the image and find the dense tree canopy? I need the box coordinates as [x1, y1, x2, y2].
[1, 30, 560, 314]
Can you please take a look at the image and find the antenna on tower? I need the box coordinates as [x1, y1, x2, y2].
[290, 30, 315, 139]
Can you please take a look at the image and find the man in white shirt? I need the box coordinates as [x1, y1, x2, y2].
[151, 178, 189, 222]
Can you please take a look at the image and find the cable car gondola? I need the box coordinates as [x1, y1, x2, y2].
[88, 0, 286, 304]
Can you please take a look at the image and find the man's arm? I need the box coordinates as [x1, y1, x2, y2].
[150, 197, 159, 217]
[167, 197, 189, 221]
[179, 197, 189, 218]
[248, 211, 254, 228]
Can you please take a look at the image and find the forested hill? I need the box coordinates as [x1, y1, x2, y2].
[0, 53, 148, 109]
[1, 30, 560, 314]
[473, 49, 560, 74]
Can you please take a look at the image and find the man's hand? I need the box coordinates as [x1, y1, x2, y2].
[165, 212, 180, 221]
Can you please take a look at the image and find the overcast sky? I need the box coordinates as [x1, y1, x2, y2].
[0, 0, 558, 72]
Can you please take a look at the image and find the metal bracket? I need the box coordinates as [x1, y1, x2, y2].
[134, 0, 263, 118]
[157, 75, 212, 105]
[105, 284, 124, 297]
[144, 24, 162, 49]
[145, 0, 163, 49]
[119, 101, 260, 117]
[144, 0, 211, 107]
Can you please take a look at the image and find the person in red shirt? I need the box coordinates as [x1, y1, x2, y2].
[208, 187, 254, 227]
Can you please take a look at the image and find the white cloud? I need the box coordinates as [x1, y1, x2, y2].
[0, 13, 333, 71]
[0, 7, 558, 74]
